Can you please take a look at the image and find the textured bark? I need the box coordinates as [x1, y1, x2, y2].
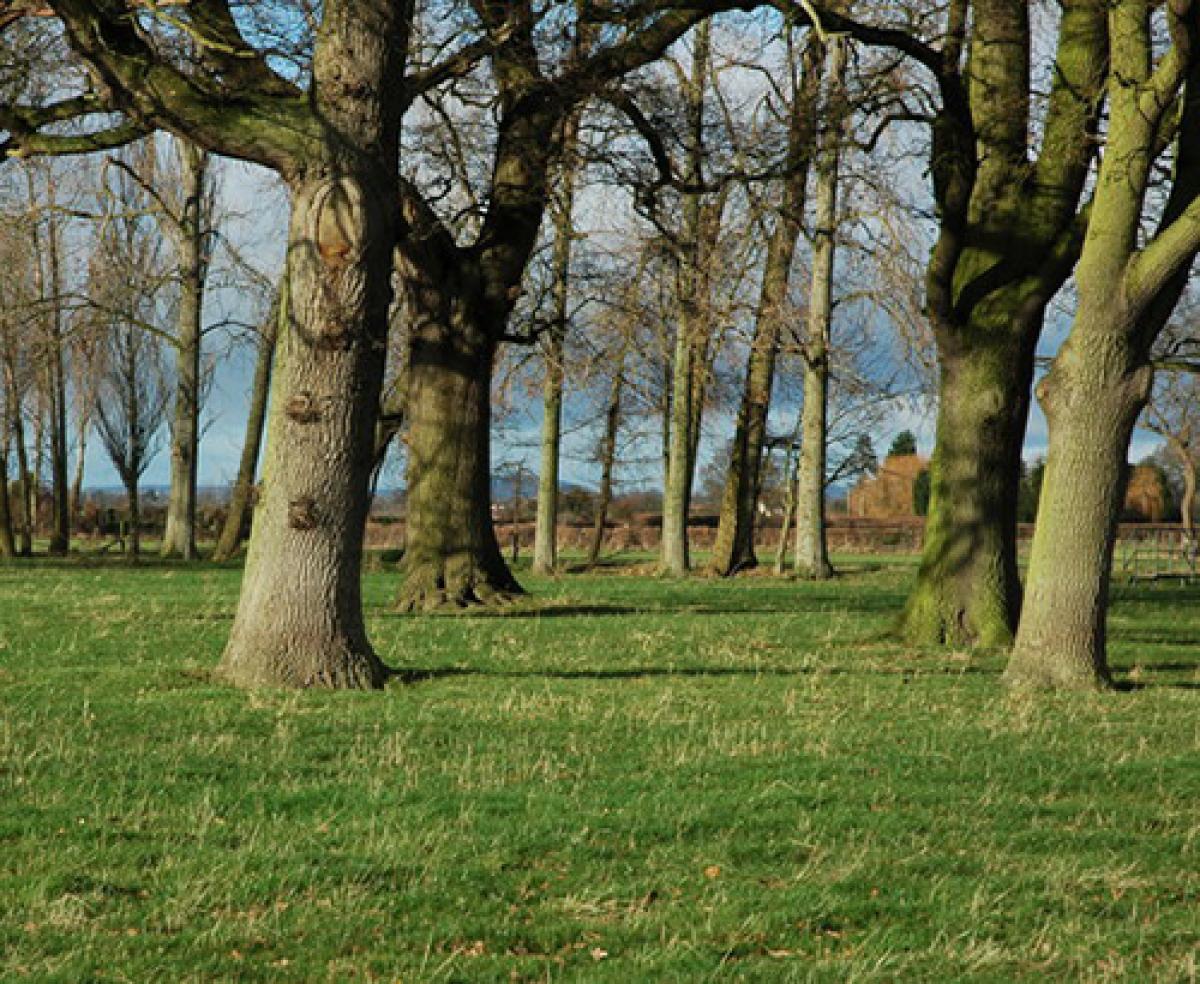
[1005, 334, 1148, 689]
[211, 318, 275, 562]
[710, 37, 819, 578]
[793, 36, 845, 581]
[397, 308, 521, 609]
[901, 331, 1033, 645]
[900, 0, 1106, 645]
[217, 172, 394, 688]
[162, 142, 208, 560]
[1006, 0, 1200, 688]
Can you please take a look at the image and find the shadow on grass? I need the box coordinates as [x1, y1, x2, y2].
[386, 663, 1000, 685]
[374, 596, 906, 620]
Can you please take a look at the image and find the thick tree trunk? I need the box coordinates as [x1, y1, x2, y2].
[1005, 326, 1149, 689]
[212, 321, 275, 562]
[216, 172, 394, 689]
[899, 320, 1034, 646]
[397, 313, 520, 609]
[162, 144, 208, 560]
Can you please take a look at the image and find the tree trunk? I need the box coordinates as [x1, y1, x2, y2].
[1180, 451, 1197, 542]
[710, 38, 820, 578]
[532, 114, 581, 575]
[216, 171, 394, 689]
[10, 394, 32, 557]
[69, 409, 87, 521]
[396, 310, 520, 609]
[587, 352, 625, 568]
[162, 144, 208, 560]
[212, 319, 276, 563]
[1005, 319, 1150, 689]
[774, 443, 799, 575]
[900, 0, 1106, 646]
[126, 474, 141, 559]
[0, 445, 14, 559]
[793, 36, 845, 581]
[899, 317, 1035, 646]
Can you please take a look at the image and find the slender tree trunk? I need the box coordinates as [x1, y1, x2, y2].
[710, 40, 819, 577]
[794, 36, 845, 581]
[10, 394, 32, 557]
[396, 304, 521, 609]
[0, 444, 13, 559]
[1005, 309, 1149, 689]
[126, 474, 141, 559]
[212, 319, 276, 563]
[69, 410, 87, 521]
[1179, 450, 1197, 541]
[660, 21, 711, 577]
[899, 317, 1035, 646]
[709, 237, 789, 575]
[216, 169, 395, 689]
[588, 350, 625, 568]
[532, 132, 578, 574]
[774, 443, 800, 575]
[162, 143, 208, 560]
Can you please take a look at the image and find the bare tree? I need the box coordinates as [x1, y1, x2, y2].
[93, 322, 169, 557]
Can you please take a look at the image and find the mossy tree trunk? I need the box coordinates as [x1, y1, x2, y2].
[898, 0, 1106, 646]
[1007, 0, 1200, 688]
[901, 321, 1036, 644]
[710, 35, 819, 577]
[396, 290, 521, 609]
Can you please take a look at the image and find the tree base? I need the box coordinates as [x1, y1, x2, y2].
[216, 638, 389, 690]
[1002, 652, 1115, 692]
[705, 552, 758, 578]
[898, 579, 1016, 648]
[795, 559, 834, 581]
[396, 556, 524, 612]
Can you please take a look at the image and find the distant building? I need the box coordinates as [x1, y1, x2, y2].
[847, 454, 929, 518]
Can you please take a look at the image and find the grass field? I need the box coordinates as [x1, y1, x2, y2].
[2, 554, 1198, 982]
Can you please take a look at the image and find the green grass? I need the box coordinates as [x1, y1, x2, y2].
[1, 555, 1198, 982]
